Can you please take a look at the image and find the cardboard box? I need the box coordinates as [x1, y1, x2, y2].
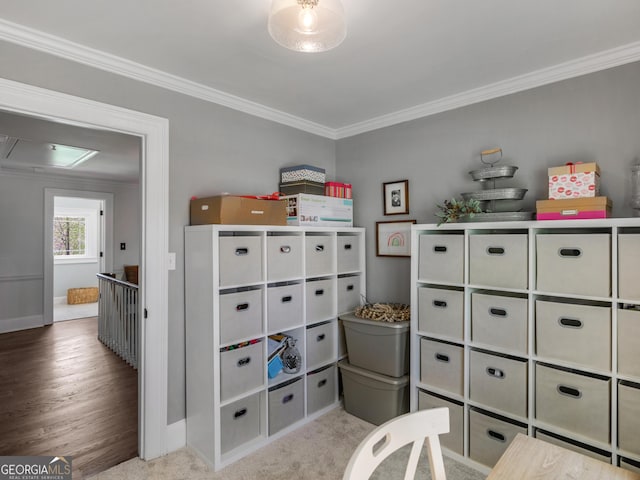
[548, 162, 600, 199]
[190, 196, 287, 225]
[282, 193, 353, 227]
[536, 196, 612, 220]
[280, 164, 326, 184]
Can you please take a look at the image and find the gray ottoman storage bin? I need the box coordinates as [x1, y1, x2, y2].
[268, 377, 304, 435]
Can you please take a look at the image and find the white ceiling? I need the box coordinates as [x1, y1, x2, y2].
[1, 0, 640, 139]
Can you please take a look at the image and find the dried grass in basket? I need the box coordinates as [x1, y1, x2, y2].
[354, 303, 410, 322]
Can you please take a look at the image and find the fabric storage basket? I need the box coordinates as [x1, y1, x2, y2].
[305, 278, 335, 324]
[617, 308, 640, 377]
[337, 275, 361, 314]
[418, 390, 464, 455]
[266, 234, 303, 282]
[306, 321, 336, 369]
[420, 338, 464, 396]
[220, 392, 263, 454]
[219, 288, 263, 344]
[220, 341, 264, 402]
[418, 286, 464, 341]
[219, 236, 263, 287]
[469, 408, 527, 468]
[267, 282, 303, 332]
[336, 234, 361, 273]
[469, 234, 528, 289]
[535, 430, 611, 464]
[418, 234, 464, 284]
[618, 382, 640, 457]
[307, 364, 336, 414]
[305, 234, 335, 277]
[471, 292, 528, 354]
[268, 378, 304, 435]
[618, 234, 640, 300]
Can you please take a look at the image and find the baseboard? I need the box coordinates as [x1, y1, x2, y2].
[0, 314, 44, 334]
[166, 418, 186, 453]
[54, 296, 67, 305]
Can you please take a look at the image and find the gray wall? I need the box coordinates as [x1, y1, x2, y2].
[336, 61, 640, 304]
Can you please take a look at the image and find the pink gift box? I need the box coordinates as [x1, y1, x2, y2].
[548, 162, 600, 200]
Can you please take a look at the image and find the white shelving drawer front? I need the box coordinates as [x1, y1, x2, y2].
[268, 377, 304, 435]
[418, 390, 464, 455]
[535, 430, 611, 464]
[420, 338, 463, 396]
[418, 287, 464, 341]
[337, 234, 361, 273]
[536, 233, 611, 297]
[267, 235, 303, 282]
[220, 342, 265, 402]
[305, 235, 335, 277]
[306, 321, 336, 370]
[219, 288, 264, 344]
[469, 234, 528, 289]
[307, 364, 337, 415]
[337, 275, 361, 314]
[618, 382, 640, 456]
[471, 292, 527, 354]
[220, 392, 263, 454]
[535, 300, 611, 371]
[469, 349, 527, 418]
[620, 458, 640, 475]
[469, 408, 527, 468]
[267, 283, 303, 332]
[618, 234, 640, 300]
[418, 234, 464, 284]
[535, 364, 610, 444]
[618, 309, 640, 378]
[305, 278, 335, 324]
[219, 236, 263, 287]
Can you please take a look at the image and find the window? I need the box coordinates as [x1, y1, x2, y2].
[54, 215, 87, 256]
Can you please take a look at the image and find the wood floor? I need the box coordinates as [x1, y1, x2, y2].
[0, 317, 138, 479]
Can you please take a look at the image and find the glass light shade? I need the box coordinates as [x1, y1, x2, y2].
[268, 0, 346, 53]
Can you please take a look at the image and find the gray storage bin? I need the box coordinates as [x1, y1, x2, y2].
[536, 300, 611, 371]
[472, 293, 527, 354]
[337, 234, 361, 273]
[220, 392, 263, 454]
[267, 234, 303, 282]
[420, 338, 464, 396]
[617, 309, 640, 378]
[535, 363, 610, 444]
[268, 378, 304, 435]
[418, 287, 464, 341]
[536, 233, 610, 297]
[338, 360, 409, 425]
[535, 430, 611, 464]
[219, 288, 264, 344]
[337, 275, 361, 314]
[418, 390, 464, 455]
[418, 234, 464, 284]
[305, 278, 335, 324]
[337, 318, 347, 358]
[620, 458, 640, 474]
[469, 409, 527, 468]
[618, 382, 640, 456]
[469, 349, 527, 418]
[341, 313, 410, 377]
[469, 234, 528, 289]
[618, 234, 640, 300]
[219, 236, 263, 287]
[267, 283, 303, 332]
[305, 234, 335, 277]
[306, 321, 336, 369]
[307, 364, 336, 414]
[220, 341, 264, 402]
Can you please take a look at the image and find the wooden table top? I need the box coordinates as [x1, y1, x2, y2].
[487, 434, 640, 480]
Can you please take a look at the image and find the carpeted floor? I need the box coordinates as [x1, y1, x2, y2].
[89, 407, 486, 480]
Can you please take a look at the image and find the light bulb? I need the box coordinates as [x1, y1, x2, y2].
[298, 7, 318, 33]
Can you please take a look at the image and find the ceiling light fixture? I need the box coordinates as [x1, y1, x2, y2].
[268, 0, 346, 53]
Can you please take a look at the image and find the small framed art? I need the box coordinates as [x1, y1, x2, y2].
[376, 220, 416, 257]
[383, 180, 409, 215]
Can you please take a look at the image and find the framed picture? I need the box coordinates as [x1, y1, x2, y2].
[383, 180, 409, 215]
[376, 220, 416, 257]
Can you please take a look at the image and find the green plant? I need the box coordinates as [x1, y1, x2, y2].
[435, 198, 483, 225]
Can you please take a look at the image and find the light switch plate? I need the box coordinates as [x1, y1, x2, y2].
[168, 252, 176, 270]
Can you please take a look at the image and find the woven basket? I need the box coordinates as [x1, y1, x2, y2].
[67, 287, 99, 305]
[124, 265, 139, 285]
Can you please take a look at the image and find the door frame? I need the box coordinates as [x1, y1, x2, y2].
[0, 77, 169, 460]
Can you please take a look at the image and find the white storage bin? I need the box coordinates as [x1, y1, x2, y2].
[267, 283, 303, 332]
[420, 338, 464, 396]
[618, 382, 640, 456]
[305, 234, 334, 277]
[268, 378, 304, 435]
[617, 309, 640, 378]
[469, 409, 527, 468]
[469, 349, 527, 418]
[220, 392, 263, 454]
[337, 275, 361, 314]
[307, 364, 336, 414]
[618, 234, 640, 300]
[535, 431, 611, 464]
[306, 321, 336, 369]
[220, 341, 264, 402]
[535, 364, 610, 444]
[219, 288, 263, 344]
[471, 293, 527, 354]
[469, 234, 528, 289]
[536, 233, 610, 297]
[418, 390, 464, 455]
[219, 236, 263, 286]
[418, 287, 464, 341]
[620, 458, 640, 475]
[267, 234, 303, 282]
[535, 300, 611, 371]
[305, 278, 335, 324]
[337, 234, 361, 273]
[418, 234, 464, 284]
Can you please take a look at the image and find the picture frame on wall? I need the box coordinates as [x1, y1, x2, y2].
[376, 220, 416, 257]
[383, 180, 409, 215]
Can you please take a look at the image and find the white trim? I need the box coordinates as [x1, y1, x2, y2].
[0, 314, 43, 334]
[166, 419, 187, 453]
[0, 77, 169, 461]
